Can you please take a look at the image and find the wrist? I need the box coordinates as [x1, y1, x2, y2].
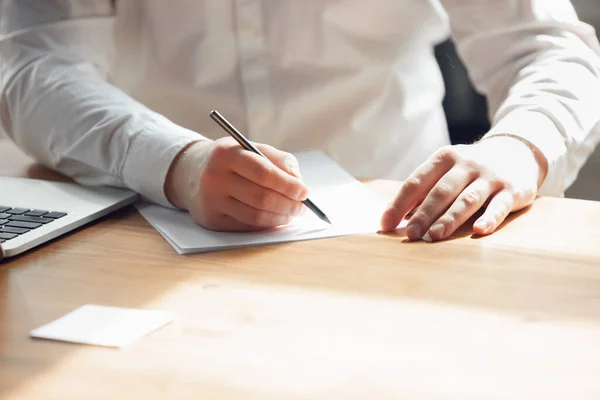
[164, 140, 212, 210]
[481, 134, 549, 189]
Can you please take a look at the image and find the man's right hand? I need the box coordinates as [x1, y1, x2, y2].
[165, 138, 308, 231]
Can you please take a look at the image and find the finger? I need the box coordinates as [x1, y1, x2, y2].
[255, 143, 302, 179]
[427, 178, 493, 241]
[473, 190, 515, 235]
[406, 199, 424, 219]
[231, 149, 309, 201]
[406, 166, 475, 240]
[222, 197, 294, 228]
[380, 148, 457, 232]
[226, 173, 304, 217]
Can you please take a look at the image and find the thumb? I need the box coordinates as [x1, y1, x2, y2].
[255, 144, 302, 179]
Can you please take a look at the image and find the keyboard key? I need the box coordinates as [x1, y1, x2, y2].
[0, 232, 18, 240]
[6, 208, 29, 215]
[25, 210, 49, 217]
[0, 219, 8, 225]
[6, 221, 42, 229]
[0, 226, 30, 235]
[0, 207, 10, 213]
[0, 213, 11, 219]
[44, 211, 67, 219]
[9, 215, 53, 224]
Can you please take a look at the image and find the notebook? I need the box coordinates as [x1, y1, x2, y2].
[137, 151, 390, 254]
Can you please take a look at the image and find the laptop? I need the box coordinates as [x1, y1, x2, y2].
[0, 177, 138, 260]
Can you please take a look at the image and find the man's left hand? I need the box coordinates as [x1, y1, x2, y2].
[380, 136, 547, 241]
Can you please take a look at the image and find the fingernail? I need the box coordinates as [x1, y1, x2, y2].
[475, 220, 491, 233]
[422, 232, 433, 243]
[406, 224, 423, 240]
[429, 223, 446, 239]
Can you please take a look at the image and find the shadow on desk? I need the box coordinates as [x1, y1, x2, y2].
[23, 164, 71, 182]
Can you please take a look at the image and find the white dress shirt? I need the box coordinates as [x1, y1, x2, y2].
[1, 0, 599, 207]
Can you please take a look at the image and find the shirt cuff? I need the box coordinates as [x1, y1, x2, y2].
[121, 114, 201, 207]
[484, 109, 568, 197]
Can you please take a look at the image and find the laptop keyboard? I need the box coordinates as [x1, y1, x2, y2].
[0, 206, 67, 243]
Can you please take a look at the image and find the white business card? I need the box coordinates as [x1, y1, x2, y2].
[29, 304, 174, 348]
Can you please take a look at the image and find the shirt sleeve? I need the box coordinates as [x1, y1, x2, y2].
[441, 0, 600, 196]
[0, 0, 201, 207]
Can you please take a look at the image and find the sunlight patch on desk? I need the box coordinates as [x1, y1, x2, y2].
[8, 273, 600, 399]
[143, 281, 600, 398]
[12, 278, 600, 399]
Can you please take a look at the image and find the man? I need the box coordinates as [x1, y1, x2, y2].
[1, 0, 599, 241]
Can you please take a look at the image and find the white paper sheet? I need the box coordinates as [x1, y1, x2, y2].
[137, 151, 388, 254]
[29, 305, 174, 348]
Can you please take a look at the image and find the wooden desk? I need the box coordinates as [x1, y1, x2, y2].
[1, 138, 600, 399]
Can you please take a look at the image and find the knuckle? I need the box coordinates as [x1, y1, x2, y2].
[432, 183, 453, 200]
[434, 146, 457, 164]
[494, 210, 508, 222]
[402, 177, 422, 192]
[439, 217, 455, 231]
[493, 204, 510, 220]
[254, 163, 274, 185]
[256, 191, 275, 210]
[462, 160, 481, 174]
[461, 191, 482, 208]
[513, 187, 536, 204]
[237, 149, 255, 165]
[443, 216, 456, 229]
[511, 189, 524, 203]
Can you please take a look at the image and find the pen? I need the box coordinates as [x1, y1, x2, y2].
[210, 110, 332, 225]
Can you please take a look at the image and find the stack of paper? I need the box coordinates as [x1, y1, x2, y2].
[137, 151, 387, 254]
